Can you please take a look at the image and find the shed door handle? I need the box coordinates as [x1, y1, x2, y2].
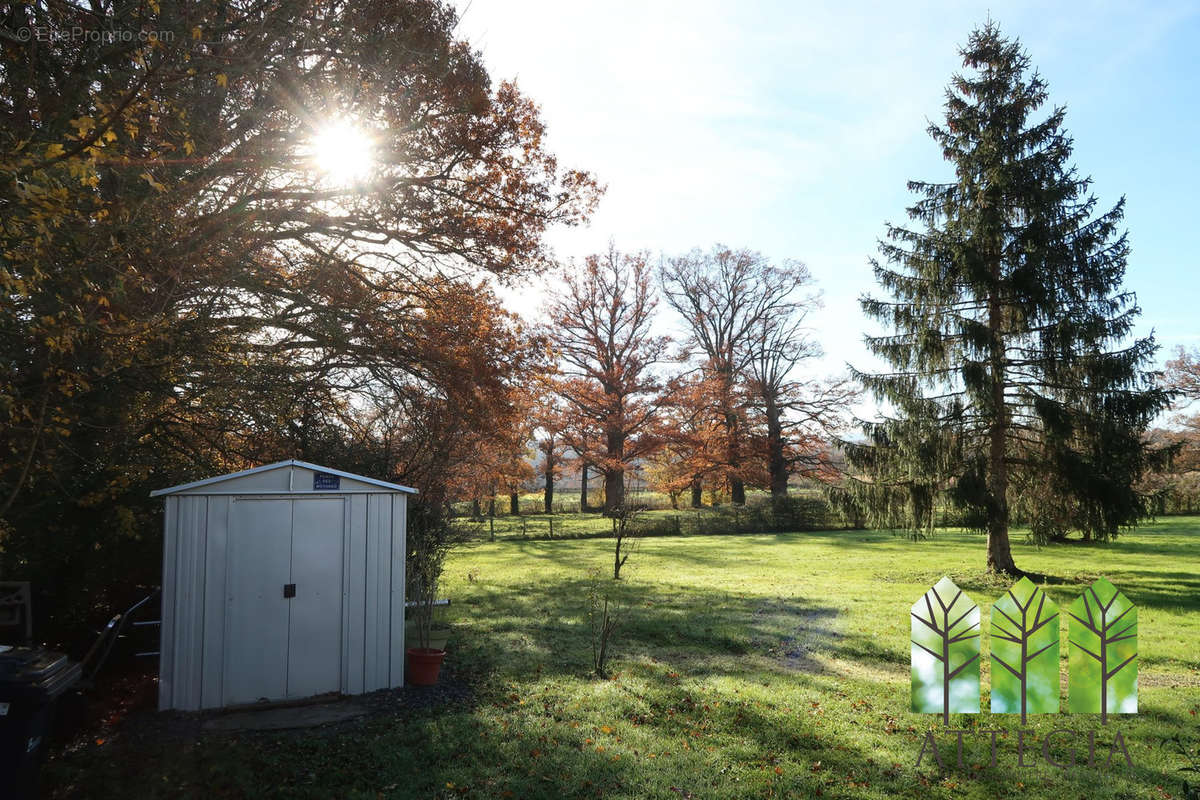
[283, 583, 296, 598]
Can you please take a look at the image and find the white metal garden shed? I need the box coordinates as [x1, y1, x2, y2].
[151, 460, 416, 710]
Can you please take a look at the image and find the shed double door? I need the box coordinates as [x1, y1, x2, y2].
[224, 497, 346, 706]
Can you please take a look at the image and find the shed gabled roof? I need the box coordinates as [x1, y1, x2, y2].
[150, 459, 418, 497]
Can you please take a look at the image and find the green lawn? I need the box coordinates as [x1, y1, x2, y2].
[46, 518, 1200, 799]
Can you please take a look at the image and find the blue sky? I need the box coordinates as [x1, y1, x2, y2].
[454, 1, 1200, 419]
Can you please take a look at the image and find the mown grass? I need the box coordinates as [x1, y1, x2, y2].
[45, 518, 1200, 799]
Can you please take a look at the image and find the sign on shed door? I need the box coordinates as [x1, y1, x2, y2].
[224, 497, 345, 706]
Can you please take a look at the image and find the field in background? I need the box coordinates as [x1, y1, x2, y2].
[452, 486, 832, 518]
[453, 498, 841, 542]
[45, 518, 1200, 799]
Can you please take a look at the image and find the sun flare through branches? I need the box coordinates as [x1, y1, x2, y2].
[307, 121, 376, 186]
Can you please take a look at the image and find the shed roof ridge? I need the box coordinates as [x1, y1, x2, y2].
[150, 459, 418, 497]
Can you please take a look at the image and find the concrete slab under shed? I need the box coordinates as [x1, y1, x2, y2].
[202, 700, 369, 731]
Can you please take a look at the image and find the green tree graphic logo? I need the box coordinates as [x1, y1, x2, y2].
[910, 576, 1138, 722]
[1069, 577, 1138, 724]
[989, 577, 1060, 723]
[911, 577, 981, 724]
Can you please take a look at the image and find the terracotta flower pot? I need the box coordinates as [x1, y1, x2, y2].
[406, 647, 446, 686]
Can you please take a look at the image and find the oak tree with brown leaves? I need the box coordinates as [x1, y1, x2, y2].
[744, 283, 859, 501]
[661, 246, 825, 504]
[546, 245, 671, 515]
[1166, 347, 1200, 402]
[646, 374, 728, 507]
[530, 392, 570, 514]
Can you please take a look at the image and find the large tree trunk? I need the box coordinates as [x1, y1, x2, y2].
[690, 477, 703, 508]
[604, 468, 625, 514]
[722, 391, 746, 505]
[985, 473, 1016, 573]
[580, 463, 590, 512]
[986, 281, 1018, 575]
[471, 498, 481, 519]
[766, 396, 788, 501]
[544, 469, 554, 513]
[509, 492, 519, 516]
[603, 429, 626, 515]
[729, 475, 746, 506]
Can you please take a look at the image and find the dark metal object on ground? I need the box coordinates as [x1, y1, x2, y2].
[78, 588, 161, 687]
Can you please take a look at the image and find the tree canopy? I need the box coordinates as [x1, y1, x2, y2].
[0, 0, 597, 634]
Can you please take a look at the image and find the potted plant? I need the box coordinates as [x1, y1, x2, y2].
[405, 504, 458, 685]
[406, 607, 450, 652]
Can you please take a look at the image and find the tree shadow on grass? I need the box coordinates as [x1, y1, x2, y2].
[1098, 570, 1200, 613]
[940, 568, 1200, 615]
[48, 606, 894, 799]
[381, 677, 887, 799]
[451, 576, 847, 681]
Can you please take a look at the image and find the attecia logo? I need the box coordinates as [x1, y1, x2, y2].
[910, 576, 1138, 771]
[911, 575, 1137, 718]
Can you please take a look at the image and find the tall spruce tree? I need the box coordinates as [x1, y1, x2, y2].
[844, 23, 1171, 574]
